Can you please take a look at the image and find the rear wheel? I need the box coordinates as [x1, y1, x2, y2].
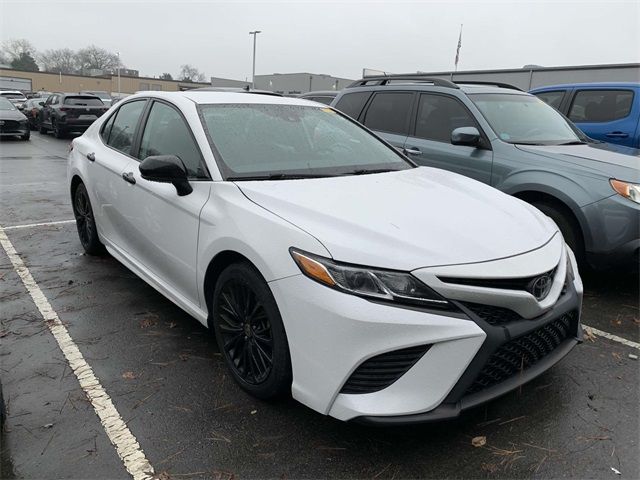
[72, 182, 104, 255]
[531, 201, 584, 264]
[212, 262, 292, 399]
[53, 119, 65, 139]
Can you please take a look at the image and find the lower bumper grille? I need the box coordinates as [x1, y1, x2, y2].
[465, 311, 576, 396]
[461, 302, 522, 326]
[341, 344, 431, 394]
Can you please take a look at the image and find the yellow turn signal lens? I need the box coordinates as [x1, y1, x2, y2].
[610, 179, 630, 197]
[291, 251, 336, 286]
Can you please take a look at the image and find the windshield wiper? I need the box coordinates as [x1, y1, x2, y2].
[557, 140, 587, 145]
[226, 173, 332, 181]
[344, 168, 401, 176]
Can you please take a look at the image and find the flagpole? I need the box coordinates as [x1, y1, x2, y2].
[454, 24, 463, 72]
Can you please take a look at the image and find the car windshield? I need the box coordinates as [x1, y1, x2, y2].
[470, 93, 582, 145]
[199, 104, 412, 179]
[0, 97, 16, 110]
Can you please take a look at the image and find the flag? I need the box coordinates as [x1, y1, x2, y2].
[454, 24, 463, 71]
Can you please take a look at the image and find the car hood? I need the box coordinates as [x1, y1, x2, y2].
[0, 109, 27, 121]
[515, 143, 640, 179]
[237, 167, 558, 271]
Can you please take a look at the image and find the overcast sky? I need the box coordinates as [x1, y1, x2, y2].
[1, 0, 638, 81]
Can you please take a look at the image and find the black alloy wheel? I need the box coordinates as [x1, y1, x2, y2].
[72, 183, 104, 255]
[212, 263, 292, 399]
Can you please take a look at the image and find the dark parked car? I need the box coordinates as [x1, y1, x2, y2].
[331, 75, 640, 270]
[39, 93, 108, 138]
[298, 90, 339, 105]
[0, 96, 30, 140]
[22, 98, 46, 129]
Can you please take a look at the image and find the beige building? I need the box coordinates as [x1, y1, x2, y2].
[0, 68, 210, 94]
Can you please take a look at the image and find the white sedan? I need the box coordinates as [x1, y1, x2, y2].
[67, 90, 583, 424]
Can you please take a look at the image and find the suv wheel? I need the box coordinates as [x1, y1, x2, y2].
[53, 120, 64, 139]
[39, 122, 47, 134]
[212, 262, 292, 399]
[531, 201, 584, 264]
[72, 182, 104, 255]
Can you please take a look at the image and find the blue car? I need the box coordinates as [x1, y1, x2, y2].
[530, 83, 640, 149]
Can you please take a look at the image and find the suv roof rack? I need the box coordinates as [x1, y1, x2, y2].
[192, 86, 283, 97]
[348, 75, 459, 89]
[453, 81, 522, 91]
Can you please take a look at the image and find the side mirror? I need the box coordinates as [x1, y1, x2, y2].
[451, 126, 481, 147]
[39, 101, 45, 106]
[139, 155, 193, 196]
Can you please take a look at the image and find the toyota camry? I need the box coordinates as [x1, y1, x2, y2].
[67, 90, 583, 424]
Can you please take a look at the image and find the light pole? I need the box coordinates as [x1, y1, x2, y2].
[116, 52, 121, 98]
[249, 30, 261, 88]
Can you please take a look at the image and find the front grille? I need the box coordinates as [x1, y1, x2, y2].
[341, 344, 431, 394]
[0, 120, 21, 131]
[465, 311, 576, 396]
[461, 302, 523, 326]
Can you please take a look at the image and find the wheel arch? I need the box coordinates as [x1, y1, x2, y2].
[511, 188, 590, 252]
[203, 250, 259, 328]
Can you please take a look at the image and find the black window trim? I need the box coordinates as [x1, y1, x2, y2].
[412, 92, 492, 150]
[567, 88, 635, 124]
[135, 98, 211, 181]
[98, 98, 150, 161]
[360, 90, 417, 137]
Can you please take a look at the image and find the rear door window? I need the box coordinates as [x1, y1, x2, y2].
[534, 90, 565, 110]
[362, 92, 414, 135]
[105, 100, 146, 155]
[568, 90, 634, 122]
[414, 94, 477, 143]
[333, 91, 372, 119]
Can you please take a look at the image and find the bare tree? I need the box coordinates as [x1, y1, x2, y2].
[39, 48, 79, 73]
[2, 39, 37, 62]
[179, 64, 205, 82]
[76, 45, 120, 73]
[159, 72, 173, 80]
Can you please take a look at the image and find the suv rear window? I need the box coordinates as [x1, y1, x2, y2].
[64, 96, 104, 106]
[362, 92, 413, 135]
[568, 90, 634, 123]
[333, 91, 372, 119]
[534, 91, 565, 110]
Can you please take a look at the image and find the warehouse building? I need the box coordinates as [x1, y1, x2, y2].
[364, 63, 640, 90]
[253, 72, 354, 95]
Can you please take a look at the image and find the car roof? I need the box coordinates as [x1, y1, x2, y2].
[299, 90, 338, 96]
[0, 90, 26, 95]
[530, 82, 640, 92]
[128, 90, 323, 106]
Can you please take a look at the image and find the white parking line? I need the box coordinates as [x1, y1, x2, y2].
[3, 219, 76, 230]
[583, 324, 640, 350]
[0, 226, 155, 480]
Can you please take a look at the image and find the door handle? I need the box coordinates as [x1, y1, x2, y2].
[86, 152, 95, 162]
[122, 172, 136, 185]
[605, 132, 629, 138]
[404, 147, 422, 155]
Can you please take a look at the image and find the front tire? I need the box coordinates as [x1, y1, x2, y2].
[212, 263, 292, 400]
[21, 131, 30, 141]
[532, 201, 584, 264]
[53, 120, 65, 139]
[72, 182, 104, 255]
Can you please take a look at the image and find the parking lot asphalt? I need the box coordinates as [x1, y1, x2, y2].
[1, 133, 639, 480]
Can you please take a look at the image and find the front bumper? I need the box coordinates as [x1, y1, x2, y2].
[581, 194, 640, 270]
[0, 122, 29, 136]
[269, 246, 582, 423]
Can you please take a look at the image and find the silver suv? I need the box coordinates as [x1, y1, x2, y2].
[331, 75, 640, 270]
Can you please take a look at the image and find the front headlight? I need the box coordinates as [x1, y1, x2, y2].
[610, 179, 640, 204]
[290, 248, 450, 308]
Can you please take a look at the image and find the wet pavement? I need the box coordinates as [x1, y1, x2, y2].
[1, 133, 639, 479]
